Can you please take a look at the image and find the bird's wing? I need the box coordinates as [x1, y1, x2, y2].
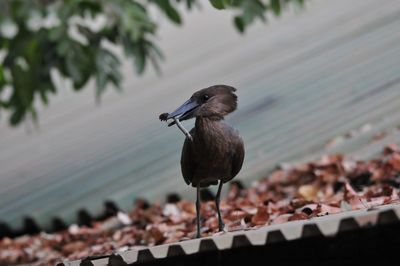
[231, 135, 245, 178]
[180, 129, 196, 185]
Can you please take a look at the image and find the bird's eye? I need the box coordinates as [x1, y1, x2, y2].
[202, 94, 210, 102]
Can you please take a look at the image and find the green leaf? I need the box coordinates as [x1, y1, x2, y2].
[121, 2, 156, 41]
[133, 45, 146, 74]
[176, 0, 197, 9]
[65, 44, 93, 90]
[270, 0, 281, 15]
[95, 48, 121, 99]
[8, 64, 31, 125]
[11, 64, 33, 106]
[150, 0, 182, 24]
[10, 107, 25, 126]
[210, 0, 225, 9]
[234, 16, 245, 33]
[0, 66, 5, 88]
[164, 5, 182, 24]
[48, 26, 65, 42]
[147, 41, 164, 61]
[37, 73, 56, 105]
[146, 41, 164, 74]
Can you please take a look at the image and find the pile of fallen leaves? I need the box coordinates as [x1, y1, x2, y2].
[1, 145, 400, 265]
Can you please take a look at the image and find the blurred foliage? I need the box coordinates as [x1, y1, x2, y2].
[0, 0, 304, 126]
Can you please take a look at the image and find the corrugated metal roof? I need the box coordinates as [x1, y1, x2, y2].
[1, 0, 400, 229]
[60, 203, 400, 265]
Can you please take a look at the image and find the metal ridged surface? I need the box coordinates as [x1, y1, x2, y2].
[59, 203, 400, 265]
[1, 0, 400, 228]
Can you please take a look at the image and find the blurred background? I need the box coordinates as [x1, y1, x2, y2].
[1, 0, 400, 232]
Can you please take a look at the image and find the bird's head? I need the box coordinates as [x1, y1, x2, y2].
[161, 85, 237, 124]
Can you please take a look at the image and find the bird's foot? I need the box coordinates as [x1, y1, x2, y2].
[213, 224, 228, 236]
[218, 221, 227, 232]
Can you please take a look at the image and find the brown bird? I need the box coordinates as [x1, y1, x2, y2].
[160, 85, 245, 238]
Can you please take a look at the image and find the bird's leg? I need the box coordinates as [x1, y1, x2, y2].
[216, 180, 225, 232]
[196, 184, 201, 238]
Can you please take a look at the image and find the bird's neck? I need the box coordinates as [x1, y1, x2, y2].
[195, 117, 224, 142]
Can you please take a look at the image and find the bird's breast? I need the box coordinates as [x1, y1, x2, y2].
[188, 119, 239, 184]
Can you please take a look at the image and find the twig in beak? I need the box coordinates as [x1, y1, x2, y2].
[173, 117, 193, 141]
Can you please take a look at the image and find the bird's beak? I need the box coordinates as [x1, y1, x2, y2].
[167, 98, 199, 121]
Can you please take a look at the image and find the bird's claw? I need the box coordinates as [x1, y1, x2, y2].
[218, 221, 227, 232]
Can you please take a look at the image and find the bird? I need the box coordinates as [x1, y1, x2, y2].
[160, 85, 245, 238]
